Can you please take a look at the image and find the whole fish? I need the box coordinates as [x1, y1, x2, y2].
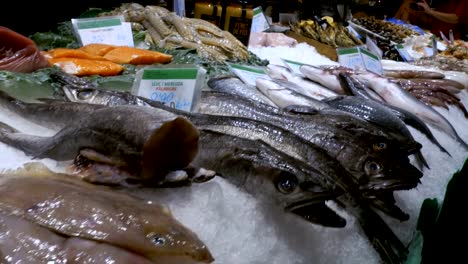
[0, 90, 200, 184]
[53, 87, 423, 197]
[0, 163, 214, 263]
[356, 72, 468, 150]
[266, 64, 338, 99]
[255, 78, 329, 109]
[0, 212, 155, 264]
[206, 75, 276, 106]
[383, 69, 445, 79]
[391, 78, 463, 94]
[299, 64, 351, 94]
[194, 129, 347, 228]
[334, 72, 450, 157]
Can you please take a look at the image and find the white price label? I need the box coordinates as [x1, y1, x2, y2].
[72, 16, 134, 47]
[337, 47, 383, 75]
[396, 44, 414, 62]
[133, 66, 205, 112]
[251, 7, 270, 33]
[228, 63, 269, 86]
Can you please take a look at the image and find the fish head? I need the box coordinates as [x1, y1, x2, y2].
[335, 134, 423, 193]
[238, 165, 346, 227]
[140, 206, 214, 262]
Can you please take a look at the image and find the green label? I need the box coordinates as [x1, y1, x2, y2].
[337, 47, 359, 55]
[142, 68, 198, 80]
[359, 48, 379, 60]
[228, 63, 266, 74]
[77, 18, 122, 29]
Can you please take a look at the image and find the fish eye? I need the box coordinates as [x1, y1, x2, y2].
[373, 142, 387, 151]
[76, 89, 95, 100]
[147, 233, 166, 246]
[365, 161, 383, 175]
[275, 172, 298, 194]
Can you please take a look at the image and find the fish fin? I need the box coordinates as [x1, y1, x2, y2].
[356, 204, 409, 264]
[291, 202, 347, 228]
[369, 194, 410, 221]
[36, 98, 64, 104]
[141, 117, 200, 182]
[0, 121, 19, 133]
[283, 105, 319, 115]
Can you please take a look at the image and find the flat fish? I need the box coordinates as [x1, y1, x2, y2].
[0, 162, 214, 263]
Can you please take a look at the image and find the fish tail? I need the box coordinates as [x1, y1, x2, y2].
[356, 204, 409, 264]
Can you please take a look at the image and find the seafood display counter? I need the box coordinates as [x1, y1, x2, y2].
[0, 2, 467, 264]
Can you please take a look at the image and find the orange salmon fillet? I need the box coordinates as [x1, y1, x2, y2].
[103, 46, 173, 64]
[49, 58, 124, 77]
[46, 48, 107, 60]
[79, 43, 118, 56]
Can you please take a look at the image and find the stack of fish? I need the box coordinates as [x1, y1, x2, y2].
[0, 64, 466, 263]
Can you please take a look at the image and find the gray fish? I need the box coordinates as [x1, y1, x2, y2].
[299, 64, 351, 94]
[335, 72, 451, 159]
[194, 129, 346, 228]
[391, 78, 463, 94]
[255, 78, 329, 109]
[0, 163, 214, 263]
[21, 87, 410, 263]
[0, 92, 200, 184]
[383, 69, 446, 79]
[206, 75, 276, 106]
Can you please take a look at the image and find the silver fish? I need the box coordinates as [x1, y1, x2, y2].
[0, 163, 214, 263]
[356, 72, 468, 150]
[255, 78, 329, 109]
[206, 75, 276, 106]
[266, 64, 338, 99]
[299, 64, 350, 94]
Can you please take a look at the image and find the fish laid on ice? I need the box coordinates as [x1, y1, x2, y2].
[194, 129, 346, 227]
[206, 75, 277, 106]
[299, 64, 350, 94]
[266, 64, 338, 100]
[0, 162, 214, 263]
[356, 72, 468, 150]
[335, 72, 450, 158]
[0, 90, 200, 185]
[255, 78, 329, 109]
[47, 84, 410, 263]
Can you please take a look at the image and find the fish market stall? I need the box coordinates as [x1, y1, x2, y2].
[0, 2, 467, 264]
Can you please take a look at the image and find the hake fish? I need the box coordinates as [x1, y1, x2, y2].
[34, 85, 410, 264]
[299, 64, 350, 94]
[193, 129, 347, 228]
[0, 162, 214, 263]
[255, 78, 329, 109]
[0, 90, 200, 184]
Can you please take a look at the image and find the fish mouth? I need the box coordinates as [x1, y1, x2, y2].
[289, 202, 347, 228]
[360, 178, 421, 192]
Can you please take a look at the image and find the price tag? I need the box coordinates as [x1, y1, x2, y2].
[132, 65, 206, 112]
[366, 36, 383, 59]
[337, 47, 366, 71]
[251, 7, 270, 33]
[395, 44, 414, 62]
[72, 16, 134, 47]
[281, 58, 304, 76]
[360, 48, 383, 75]
[337, 47, 383, 75]
[227, 63, 269, 86]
